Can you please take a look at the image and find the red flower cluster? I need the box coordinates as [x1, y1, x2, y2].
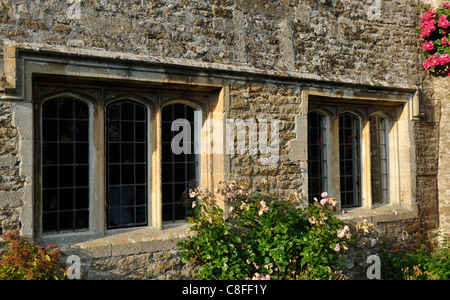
[419, 2, 450, 76]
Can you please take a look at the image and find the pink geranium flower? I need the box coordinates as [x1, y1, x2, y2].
[443, 2, 450, 9]
[421, 27, 434, 38]
[422, 41, 434, 51]
[422, 9, 436, 22]
[426, 53, 440, 67]
[420, 18, 436, 29]
[438, 15, 450, 28]
[439, 53, 450, 66]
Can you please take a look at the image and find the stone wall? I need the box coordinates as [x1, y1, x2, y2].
[0, 101, 23, 235]
[0, 0, 448, 280]
[228, 81, 305, 197]
[0, 0, 422, 86]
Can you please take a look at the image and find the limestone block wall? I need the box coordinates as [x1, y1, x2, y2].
[0, 0, 447, 279]
[0, 0, 422, 86]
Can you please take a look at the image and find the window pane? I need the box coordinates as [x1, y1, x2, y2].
[106, 100, 148, 229]
[307, 112, 327, 203]
[41, 98, 90, 233]
[339, 113, 361, 208]
[162, 104, 199, 222]
[370, 115, 389, 205]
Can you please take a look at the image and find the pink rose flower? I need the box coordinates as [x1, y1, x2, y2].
[320, 198, 328, 205]
[444, 2, 450, 9]
[438, 15, 450, 28]
[337, 229, 346, 238]
[423, 61, 432, 69]
[422, 41, 434, 51]
[442, 36, 450, 46]
[426, 53, 440, 67]
[422, 9, 436, 22]
[421, 27, 434, 38]
[321, 192, 328, 198]
[334, 244, 341, 252]
[439, 53, 450, 66]
[420, 19, 436, 29]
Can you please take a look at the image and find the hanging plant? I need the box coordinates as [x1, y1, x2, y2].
[418, 2, 450, 76]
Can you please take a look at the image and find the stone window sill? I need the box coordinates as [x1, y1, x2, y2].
[337, 204, 417, 225]
[39, 223, 192, 258]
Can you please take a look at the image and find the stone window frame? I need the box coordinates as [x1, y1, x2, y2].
[1, 44, 228, 241]
[301, 87, 419, 223]
[33, 80, 221, 239]
[307, 106, 393, 208]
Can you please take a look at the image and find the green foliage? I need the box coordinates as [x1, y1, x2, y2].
[381, 232, 450, 280]
[178, 181, 353, 280]
[0, 232, 66, 280]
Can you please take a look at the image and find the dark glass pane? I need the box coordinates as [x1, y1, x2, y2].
[135, 143, 146, 163]
[108, 143, 120, 163]
[76, 211, 89, 229]
[59, 188, 74, 210]
[109, 187, 121, 207]
[174, 164, 186, 182]
[41, 98, 90, 233]
[43, 166, 58, 188]
[59, 98, 74, 118]
[42, 189, 58, 211]
[161, 104, 199, 222]
[43, 213, 57, 232]
[162, 184, 173, 204]
[106, 100, 148, 229]
[121, 102, 135, 120]
[59, 120, 74, 141]
[108, 104, 120, 120]
[75, 120, 89, 142]
[75, 165, 89, 187]
[135, 105, 146, 120]
[136, 185, 146, 205]
[42, 120, 58, 141]
[339, 113, 361, 208]
[76, 188, 89, 209]
[109, 165, 121, 185]
[75, 143, 89, 164]
[136, 207, 146, 223]
[122, 165, 135, 185]
[60, 211, 74, 231]
[307, 112, 327, 203]
[59, 166, 74, 187]
[121, 122, 134, 141]
[108, 121, 121, 142]
[121, 143, 134, 163]
[42, 100, 57, 118]
[75, 101, 89, 119]
[121, 207, 134, 224]
[174, 204, 186, 221]
[135, 122, 146, 142]
[42, 143, 57, 165]
[59, 143, 74, 164]
[136, 164, 146, 184]
[370, 115, 389, 206]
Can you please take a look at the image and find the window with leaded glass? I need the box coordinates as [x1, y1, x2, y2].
[161, 103, 199, 223]
[41, 97, 90, 233]
[106, 100, 148, 229]
[307, 112, 328, 203]
[339, 113, 362, 208]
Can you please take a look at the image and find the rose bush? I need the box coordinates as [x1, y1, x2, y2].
[177, 181, 353, 280]
[419, 2, 450, 75]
